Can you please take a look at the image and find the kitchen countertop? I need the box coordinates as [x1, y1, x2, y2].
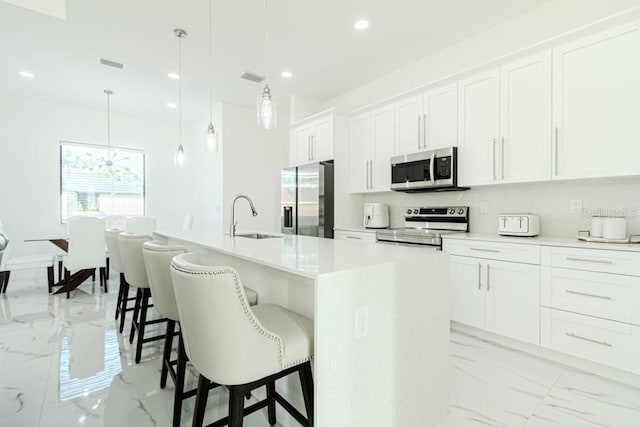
[334, 226, 379, 233]
[443, 232, 640, 252]
[154, 229, 436, 278]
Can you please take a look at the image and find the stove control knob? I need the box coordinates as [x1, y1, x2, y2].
[458, 208, 464, 214]
[413, 209, 419, 215]
[406, 209, 412, 215]
[449, 208, 455, 214]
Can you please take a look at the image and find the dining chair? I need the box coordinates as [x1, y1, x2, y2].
[118, 233, 166, 363]
[63, 216, 107, 298]
[0, 220, 55, 294]
[125, 216, 156, 235]
[170, 253, 314, 427]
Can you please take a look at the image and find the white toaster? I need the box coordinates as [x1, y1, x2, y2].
[497, 214, 540, 237]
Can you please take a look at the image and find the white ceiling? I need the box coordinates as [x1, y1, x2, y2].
[0, 0, 551, 123]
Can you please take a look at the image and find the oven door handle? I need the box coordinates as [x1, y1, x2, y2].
[429, 152, 435, 183]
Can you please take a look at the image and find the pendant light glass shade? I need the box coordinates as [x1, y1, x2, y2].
[257, 84, 277, 129]
[104, 89, 114, 166]
[175, 143, 185, 167]
[205, 122, 217, 152]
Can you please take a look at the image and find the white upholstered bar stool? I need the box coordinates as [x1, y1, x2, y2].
[118, 233, 166, 363]
[105, 229, 135, 332]
[170, 253, 314, 427]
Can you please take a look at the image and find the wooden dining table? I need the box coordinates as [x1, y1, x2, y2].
[24, 238, 99, 295]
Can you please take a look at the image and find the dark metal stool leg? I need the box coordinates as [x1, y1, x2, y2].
[135, 288, 150, 363]
[172, 331, 187, 427]
[267, 381, 277, 425]
[129, 288, 142, 343]
[193, 375, 210, 427]
[299, 362, 314, 427]
[229, 385, 246, 427]
[160, 320, 175, 388]
[119, 280, 130, 333]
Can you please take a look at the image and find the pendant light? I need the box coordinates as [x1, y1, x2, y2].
[174, 28, 187, 167]
[257, 0, 277, 129]
[104, 89, 114, 166]
[205, 0, 218, 152]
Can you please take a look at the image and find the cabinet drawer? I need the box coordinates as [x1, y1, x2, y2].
[541, 246, 634, 275]
[541, 267, 638, 325]
[541, 307, 634, 372]
[443, 240, 540, 264]
[334, 230, 377, 242]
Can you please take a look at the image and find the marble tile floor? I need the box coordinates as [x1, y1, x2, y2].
[1, 272, 640, 426]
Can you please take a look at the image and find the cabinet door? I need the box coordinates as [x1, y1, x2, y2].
[450, 255, 485, 328]
[294, 125, 312, 165]
[395, 95, 423, 154]
[350, 113, 371, 193]
[457, 69, 500, 186]
[371, 105, 395, 192]
[423, 84, 457, 150]
[485, 260, 540, 345]
[553, 23, 640, 180]
[500, 52, 552, 183]
[312, 117, 334, 162]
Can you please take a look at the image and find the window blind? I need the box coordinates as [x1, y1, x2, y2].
[60, 141, 145, 222]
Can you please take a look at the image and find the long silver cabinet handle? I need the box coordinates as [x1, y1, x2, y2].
[423, 113, 427, 149]
[477, 263, 482, 290]
[566, 332, 612, 347]
[492, 138, 497, 180]
[308, 137, 311, 161]
[566, 257, 613, 265]
[370, 160, 374, 189]
[417, 115, 422, 149]
[486, 264, 491, 292]
[470, 247, 500, 253]
[500, 137, 505, 180]
[565, 290, 612, 300]
[554, 127, 559, 176]
[366, 160, 370, 189]
[346, 236, 362, 240]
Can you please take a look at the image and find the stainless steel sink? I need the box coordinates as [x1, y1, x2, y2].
[235, 233, 283, 239]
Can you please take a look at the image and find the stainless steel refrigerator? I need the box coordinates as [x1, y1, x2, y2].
[281, 161, 334, 238]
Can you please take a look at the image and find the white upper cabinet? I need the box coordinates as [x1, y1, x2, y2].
[423, 84, 458, 150]
[500, 52, 552, 183]
[350, 105, 395, 193]
[395, 96, 423, 154]
[395, 84, 458, 155]
[552, 22, 640, 180]
[292, 110, 347, 166]
[459, 52, 553, 186]
[458, 69, 500, 186]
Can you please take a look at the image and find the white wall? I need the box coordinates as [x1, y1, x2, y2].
[326, 0, 640, 236]
[0, 93, 192, 256]
[220, 103, 288, 234]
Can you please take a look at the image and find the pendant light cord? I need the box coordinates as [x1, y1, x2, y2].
[209, 0, 213, 123]
[179, 33, 183, 146]
[264, 0, 269, 82]
[106, 92, 111, 150]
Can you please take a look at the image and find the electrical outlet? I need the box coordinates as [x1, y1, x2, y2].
[355, 306, 369, 340]
[570, 199, 583, 215]
[479, 202, 489, 214]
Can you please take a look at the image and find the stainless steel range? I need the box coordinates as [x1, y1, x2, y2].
[376, 206, 469, 248]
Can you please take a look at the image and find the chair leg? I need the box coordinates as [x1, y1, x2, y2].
[100, 267, 108, 293]
[267, 381, 277, 426]
[229, 385, 246, 427]
[92, 269, 96, 282]
[58, 260, 63, 281]
[299, 362, 314, 427]
[129, 288, 142, 343]
[135, 288, 151, 363]
[115, 275, 124, 320]
[173, 330, 187, 427]
[193, 374, 211, 427]
[0, 271, 6, 293]
[2, 271, 10, 293]
[65, 269, 71, 299]
[160, 320, 175, 388]
[47, 266, 54, 293]
[105, 257, 110, 280]
[119, 280, 130, 333]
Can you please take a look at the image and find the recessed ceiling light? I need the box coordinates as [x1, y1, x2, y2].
[354, 19, 369, 31]
[168, 73, 180, 80]
[19, 71, 35, 79]
[167, 102, 177, 109]
[281, 71, 293, 79]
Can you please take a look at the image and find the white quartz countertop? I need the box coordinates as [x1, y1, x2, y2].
[443, 232, 640, 252]
[154, 229, 436, 278]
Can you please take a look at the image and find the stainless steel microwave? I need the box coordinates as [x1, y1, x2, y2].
[390, 147, 459, 192]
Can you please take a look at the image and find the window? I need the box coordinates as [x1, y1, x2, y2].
[60, 141, 145, 222]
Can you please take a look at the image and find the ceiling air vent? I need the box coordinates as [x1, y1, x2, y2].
[99, 58, 125, 70]
[240, 71, 265, 83]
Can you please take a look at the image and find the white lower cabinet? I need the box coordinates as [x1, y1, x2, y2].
[449, 254, 540, 345]
[333, 229, 377, 242]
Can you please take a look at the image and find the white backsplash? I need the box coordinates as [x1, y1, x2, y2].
[359, 176, 640, 237]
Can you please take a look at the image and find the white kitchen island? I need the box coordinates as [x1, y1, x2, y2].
[153, 229, 450, 427]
